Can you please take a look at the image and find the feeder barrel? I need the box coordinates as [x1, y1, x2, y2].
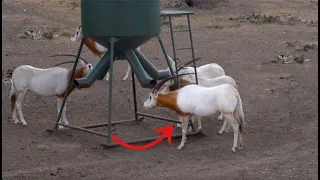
[81, 0, 160, 51]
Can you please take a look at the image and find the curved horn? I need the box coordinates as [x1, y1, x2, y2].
[167, 55, 175, 65]
[53, 61, 78, 67]
[152, 72, 196, 94]
[177, 57, 202, 72]
[48, 54, 89, 64]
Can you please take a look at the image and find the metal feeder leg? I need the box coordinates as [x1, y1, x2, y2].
[131, 70, 141, 121]
[106, 37, 117, 145]
[52, 38, 85, 130]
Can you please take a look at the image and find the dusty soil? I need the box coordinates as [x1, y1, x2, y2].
[2, 0, 318, 179]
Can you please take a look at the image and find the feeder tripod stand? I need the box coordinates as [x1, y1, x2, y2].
[47, 10, 202, 148]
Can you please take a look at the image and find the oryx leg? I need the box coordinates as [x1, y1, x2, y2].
[123, 64, 131, 81]
[225, 122, 232, 132]
[218, 118, 228, 135]
[218, 114, 231, 133]
[196, 116, 202, 131]
[16, 90, 28, 125]
[12, 93, 19, 124]
[239, 129, 244, 150]
[223, 114, 239, 153]
[176, 116, 182, 128]
[12, 106, 19, 124]
[105, 71, 110, 81]
[177, 116, 195, 132]
[218, 113, 224, 121]
[57, 98, 68, 129]
[177, 116, 189, 150]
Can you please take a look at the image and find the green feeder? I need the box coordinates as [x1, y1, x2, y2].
[50, 0, 201, 147]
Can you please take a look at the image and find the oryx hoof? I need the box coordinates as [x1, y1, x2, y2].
[177, 145, 184, 150]
[231, 147, 236, 153]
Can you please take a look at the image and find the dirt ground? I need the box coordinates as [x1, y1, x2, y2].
[2, 0, 318, 179]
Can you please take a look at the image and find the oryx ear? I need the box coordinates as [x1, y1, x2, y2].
[153, 92, 159, 98]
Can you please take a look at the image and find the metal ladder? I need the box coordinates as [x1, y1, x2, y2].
[165, 12, 199, 131]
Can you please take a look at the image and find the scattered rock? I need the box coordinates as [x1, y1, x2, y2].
[50, 172, 57, 176]
[68, 1, 80, 9]
[163, 0, 188, 8]
[279, 74, 291, 80]
[301, 19, 317, 26]
[231, 12, 317, 26]
[283, 41, 318, 51]
[229, 23, 241, 28]
[310, 0, 318, 4]
[294, 54, 305, 64]
[25, 30, 44, 40]
[161, 17, 170, 25]
[4, 69, 13, 78]
[175, 24, 189, 29]
[233, 13, 280, 24]
[44, 32, 53, 39]
[2, 69, 13, 87]
[37, 144, 50, 151]
[275, 53, 310, 64]
[206, 25, 223, 29]
[80, 173, 87, 177]
[24, 27, 58, 40]
[19, 34, 28, 39]
[266, 88, 275, 94]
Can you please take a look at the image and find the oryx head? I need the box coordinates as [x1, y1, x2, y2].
[70, 25, 82, 42]
[143, 73, 194, 109]
[50, 54, 93, 75]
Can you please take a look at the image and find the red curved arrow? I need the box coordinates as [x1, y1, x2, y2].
[111, 124, 174, 150]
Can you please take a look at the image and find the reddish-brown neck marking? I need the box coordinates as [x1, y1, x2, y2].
[169, 77, 191, 91]
[156, 91, 190, 117]
[84, 38, 105, 56]
[56, 67, 85, 98]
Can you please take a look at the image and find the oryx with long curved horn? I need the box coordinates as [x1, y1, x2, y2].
[9, 56, 92, 128]
[143, 74, 245, 152]
[70, 24, 141, 81]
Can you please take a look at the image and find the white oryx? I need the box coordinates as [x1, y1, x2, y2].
[70, 25, 141, 81]
[162, 75, 238, 134]
[9, 58, 92, 128]
[162, 56, 227, 128]
[143, 76, 245, 152]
